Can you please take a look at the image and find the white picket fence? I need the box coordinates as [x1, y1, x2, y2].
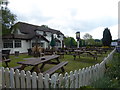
[0, 48, 116, 89]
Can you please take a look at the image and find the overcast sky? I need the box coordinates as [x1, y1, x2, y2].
[8, 0, 119, 40]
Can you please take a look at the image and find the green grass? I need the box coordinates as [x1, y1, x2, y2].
[1, 51, 111, 74]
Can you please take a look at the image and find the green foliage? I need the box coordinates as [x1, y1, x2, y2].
[1, 1, 17, 35]
[102, 28, 112, 46]
[64, 36, 77, 48]
[94, 39, 102, 47]
[50, 34, 56, 47]
[83, 33, 96, 46]
[92, 53, 120, 88]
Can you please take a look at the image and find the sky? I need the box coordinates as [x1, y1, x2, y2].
[7, 0, 119, 40]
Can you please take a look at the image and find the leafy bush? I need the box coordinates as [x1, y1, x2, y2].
[92, 53, 120, 88]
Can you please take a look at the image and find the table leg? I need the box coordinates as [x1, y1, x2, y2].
[34, 65, 41, 73]
[56, 57, 60, 63]
[40, 63, 45, 70]
[5, 62, 9, 67]
[61, 67, 65, 72]
[20, 65, 26, 70]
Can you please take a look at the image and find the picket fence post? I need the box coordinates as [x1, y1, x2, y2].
[58, 74, 64, 88]
[5, 68, 10, 88]
[74, 70, 78, 88]
[38, 73, 44, 88]
[26, 71, 31, 88]
[1, 67, 5, 88]
[0, 68, 2, 89]
[88, 66, 92, 85]
[70, 71, 74, 88]
[32, 72, 37, 88]
[15, 69, 20, 88]
[78, 69, 82, 88]
[10, 68, 15, 88]
[44, 74, 50, 88]
[64, 72, 69, 88]
[20, 70, 26, 88]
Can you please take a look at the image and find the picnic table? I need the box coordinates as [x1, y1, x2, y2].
[73, 50, 97, 60]
[17, 55, 68, 75]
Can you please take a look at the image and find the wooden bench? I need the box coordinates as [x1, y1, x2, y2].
[43, 61, 68, 75]
[12, 65, 22, 70]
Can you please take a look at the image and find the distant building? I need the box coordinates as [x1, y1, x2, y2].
[111, 42, 118, 46]
[2, 22, 65, 54]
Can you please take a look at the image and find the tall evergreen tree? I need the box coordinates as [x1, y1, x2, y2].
[102, 28, 112, 46]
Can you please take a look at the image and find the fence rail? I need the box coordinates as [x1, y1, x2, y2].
[0, 48, 116, 89]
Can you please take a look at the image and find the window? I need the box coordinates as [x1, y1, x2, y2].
[3, 39, 13, 48]
[15, 40, 21, 48]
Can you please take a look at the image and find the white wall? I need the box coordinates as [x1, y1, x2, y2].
[3, 40, 30, 54]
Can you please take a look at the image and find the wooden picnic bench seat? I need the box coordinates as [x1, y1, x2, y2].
[12, 65, 22, 70]
[43, 61, 68, 75]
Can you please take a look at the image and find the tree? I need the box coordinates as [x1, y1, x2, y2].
[94, 39, 102, 46]
[83, 33, 92, 40]
[50, 34, 56, 47]
[83, 33, 95, 46]
[0, 0, 17, 35]
[64, 37, 77, 48]
[102, 28, 112, 46]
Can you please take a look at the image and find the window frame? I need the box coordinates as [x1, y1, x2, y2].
[15, 39, 21, 48]
[3, 39, 13, 48]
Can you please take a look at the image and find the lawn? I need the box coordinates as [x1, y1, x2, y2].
[1, 51, 111, 74]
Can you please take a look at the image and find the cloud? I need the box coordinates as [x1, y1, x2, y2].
[80, 25, 118, 40]
[8, 0, 119, 40]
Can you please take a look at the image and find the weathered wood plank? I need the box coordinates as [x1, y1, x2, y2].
[43, 61, 68, 75]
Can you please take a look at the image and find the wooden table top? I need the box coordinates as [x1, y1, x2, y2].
[17, 55, 60, 66]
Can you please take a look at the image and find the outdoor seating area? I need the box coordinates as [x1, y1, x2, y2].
[1, 47, 113, 76]
[15, 55, 68, 75]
